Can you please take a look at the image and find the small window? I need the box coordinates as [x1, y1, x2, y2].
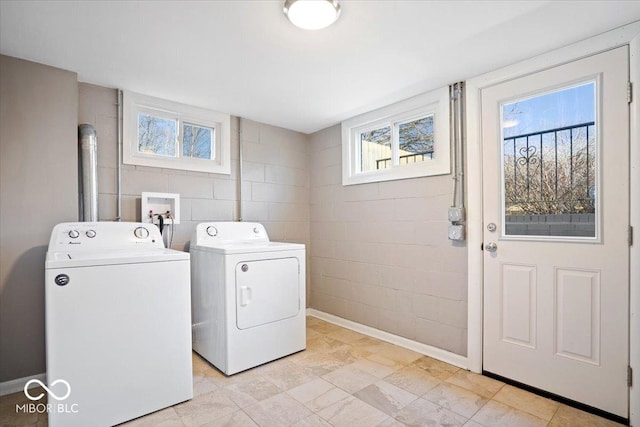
[342, 86, 450, 185]
[398, 115, 434, 164]
[124, 91, 230, 174]
[359, 125, 392, 172]
[137, 113, 177, 157]
[182, 122, 214, 160]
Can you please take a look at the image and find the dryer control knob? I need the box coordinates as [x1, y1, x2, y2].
[68, 230, 80, 239]
[253, 227, 260, 234]
[206, 226, 218, 237]
[86, 230, 96, 238]
[134, 227, 149, 239]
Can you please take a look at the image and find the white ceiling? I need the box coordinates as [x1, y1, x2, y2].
[1, 1, 639, 134]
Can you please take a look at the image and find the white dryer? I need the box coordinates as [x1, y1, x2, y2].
[190, 222, 306, 375]
[45, 222, 192, 427]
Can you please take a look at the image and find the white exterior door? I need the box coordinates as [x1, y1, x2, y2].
[482, 46, 629, 417]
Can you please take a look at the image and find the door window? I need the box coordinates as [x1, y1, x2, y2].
[501, 81, 597, 238]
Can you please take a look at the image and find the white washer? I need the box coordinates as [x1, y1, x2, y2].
[190, 222, 306, 375]
[45, 222, 193, 427]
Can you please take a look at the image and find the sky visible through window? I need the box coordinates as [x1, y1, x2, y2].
[503, 82, 595, 137]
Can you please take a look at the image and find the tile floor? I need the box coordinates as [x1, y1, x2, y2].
[0, 316, 626, 427]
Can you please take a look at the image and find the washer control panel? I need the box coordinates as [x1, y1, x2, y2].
[48, 222, 164, 250]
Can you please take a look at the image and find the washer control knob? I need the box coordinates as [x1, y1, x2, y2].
[86, 230, 96, 238]
[206, 226, 218, 237]
[253, 227, 260, 234]
[68, 230, 80, 239]
[134, 227, 149, 239]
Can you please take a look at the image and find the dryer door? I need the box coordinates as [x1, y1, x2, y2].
[235, 257, 300, 330]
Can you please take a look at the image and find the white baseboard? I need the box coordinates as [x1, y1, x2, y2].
[0, 373, 46, 396]
[306, 308, 468, 370]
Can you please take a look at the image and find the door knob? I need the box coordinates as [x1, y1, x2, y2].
[485, 242, 498, 252]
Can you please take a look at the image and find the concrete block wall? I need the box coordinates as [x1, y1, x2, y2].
[78, 82, 468, 356]
[309, 125, 468, 356]
[78, 83, 310, 295]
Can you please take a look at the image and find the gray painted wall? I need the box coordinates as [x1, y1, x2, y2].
[0, 55, 79, 382]
[308, 125, 468, 356]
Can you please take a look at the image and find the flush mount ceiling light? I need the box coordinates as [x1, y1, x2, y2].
[283, 0, 341, 30]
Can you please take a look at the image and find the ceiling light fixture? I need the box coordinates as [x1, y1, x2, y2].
[283, 0, 341, 30]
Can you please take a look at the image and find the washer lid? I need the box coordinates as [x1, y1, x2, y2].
[45, 248, 189, 269]
[191, 241, 304, 255]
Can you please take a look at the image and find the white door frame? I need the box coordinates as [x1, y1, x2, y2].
[465, 21, 640, 424]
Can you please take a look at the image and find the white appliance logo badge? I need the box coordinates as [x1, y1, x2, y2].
[16, 379, 79, 415]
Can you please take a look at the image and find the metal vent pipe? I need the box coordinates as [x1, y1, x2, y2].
[78, 124, 99, 221]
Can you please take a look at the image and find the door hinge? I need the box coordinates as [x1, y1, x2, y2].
[628, 81, 633, 103]
[629, 225, 634, 246]
[629, 365, 633, 387]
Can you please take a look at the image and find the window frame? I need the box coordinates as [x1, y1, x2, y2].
[341, 86, 451, 186]
[123, 91, 231, 174]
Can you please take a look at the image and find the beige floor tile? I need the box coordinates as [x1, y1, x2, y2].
[493, 384, 559, 421]
[287, 348, 314, 363]
[287, 378, 335, 403]
[243, 392, 312, 426]
[306, 335, 351, 353]
[99, 322, 625, 427]
[248, 356, 295, 376]
[200, 410, 258, 427]
[411, 356, 460, 380]
[445, 370, 504, 398]
[548, 404, 626, 427]
[393, 397, 468, 427]
[306, 316, 325, 327]
[122, 407, 185, 427]
[383, 365, 441, 396]
[286, 377, 351, 413]
[193, 375, 220, 397]
[192, 354, 227, 380]
[290, 413, 333, 427]
[471, 400, 547, 427]
[376, 418, 407, 427]
[373, 344, 423, 366]
[223, 376, 282, 408]
[290, 351, 350, 376]
[331, 342, 373, 362]
[317, 395, 390, 427]
[308, 321, 342, 335]
[306, 328, 324, 340]
[260, 362, 318, 391]
[366, 352, 406, 371]
[353, 380, 418, 416]
[352, 336, 388, 349]
[350, 357, 401, 379]
[326, 328, 368, 344]
[174, 390, 239, 427]
[423, 382, 488, 418]
[322, 364, 380, 394]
